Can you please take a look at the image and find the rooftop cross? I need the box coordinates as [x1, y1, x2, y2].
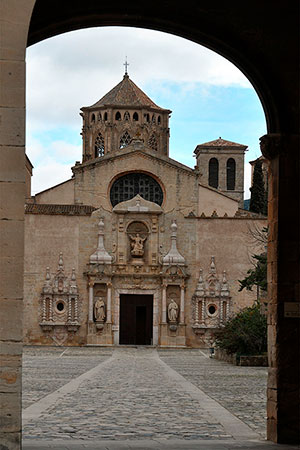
[123, 57, 129, 75]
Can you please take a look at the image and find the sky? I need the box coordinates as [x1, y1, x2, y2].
[26, 27, 267, 197]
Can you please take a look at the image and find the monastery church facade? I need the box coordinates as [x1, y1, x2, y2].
[24, 73, 266, 348]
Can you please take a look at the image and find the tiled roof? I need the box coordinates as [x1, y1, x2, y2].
[85, 75, 167, 110]
[25, 204, 97, 216]
[194, 137, 247, 154]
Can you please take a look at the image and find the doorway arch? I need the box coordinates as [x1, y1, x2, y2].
[0, 1, 298, 447]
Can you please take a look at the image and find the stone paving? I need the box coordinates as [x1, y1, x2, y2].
[158, 349, 268, 437]
[22, 346, 270, 447]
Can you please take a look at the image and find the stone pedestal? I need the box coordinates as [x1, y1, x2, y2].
[159, 323, 186, 347]
[87, 322, 113, 345]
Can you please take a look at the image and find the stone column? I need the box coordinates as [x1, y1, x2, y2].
[106, 282, 112, 323]
[260, 133, 300, 444]
[88, 282, 94, 322]
[180, 283, 185, 324]
[162, 282, 167, 323]
[0, 2, 36, 449]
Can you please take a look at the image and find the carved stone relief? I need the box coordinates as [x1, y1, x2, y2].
[192, 256, 231, 336]
[40, 253, 80, 345]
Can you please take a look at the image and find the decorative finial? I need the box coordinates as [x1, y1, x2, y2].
[124, 57, 129, 76]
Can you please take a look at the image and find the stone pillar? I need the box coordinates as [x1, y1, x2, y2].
[106, 282, 112, 323]
[260, 133, 300, 444]
[88, 282, 94, 322]
[162, 283, 167, 323]
[180, 283, 185, 324]
[0, 2, 35, 449]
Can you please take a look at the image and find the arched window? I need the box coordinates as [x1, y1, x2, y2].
[124, 111, 130, 121]
[95, 133, 105, 157]
[91, 113, 95, 123]
[157, 115, 161, 124]
[133, 112, 139, 121]
[98, 113, 102, 121]
[120, 131, 131, 149]
[152, 114, 156, 123]
[148, 134, 158, 151]
[110, 173, 163, 206]
[209, 158, 219, 188]
[144, 113, 150, 122]
[227, 158, 236, 190]
[104, 112, 108, 121]
[115, 111, 121, 121]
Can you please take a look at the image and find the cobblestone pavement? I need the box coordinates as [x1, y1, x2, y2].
[22, 346, 268, 446]
[158, 349, 267, 437]
[22, 346, 113, 409]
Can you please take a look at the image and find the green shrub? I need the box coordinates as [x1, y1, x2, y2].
[215, 302, 267, 356]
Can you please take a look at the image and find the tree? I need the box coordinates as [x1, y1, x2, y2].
[215, 302, 267, 356]
[239, 226, 267, 298]
[238, 252, 267, 296]
[250, 159, 267, 214]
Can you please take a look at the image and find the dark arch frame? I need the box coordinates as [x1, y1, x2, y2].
[12, 1, 297, 445]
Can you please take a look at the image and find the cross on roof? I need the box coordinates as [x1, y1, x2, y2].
[124, 57, 129, 75]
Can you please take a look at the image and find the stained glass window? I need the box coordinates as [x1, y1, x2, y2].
[95, 133, 105, 157]
[110, 173, 163, 206]
[120, 131, 131, 149]
[148, 134, 158, 151]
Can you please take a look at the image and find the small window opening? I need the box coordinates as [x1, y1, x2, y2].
[227, 158, 236, 190]
[98, 113, 102, 121]
[208, 304, 216, 315]
[115, 111, 121, 121]
[91, 113, 95, 123]
[104, 112, 108, 121]
[57, 302, 65, 312]
[144, 113, 150, 123]
[157, 115, 161, 124]
[209, 158, 219, 189]
[124, 111, 130, 121]
[133, 112, 139, 121]
[152, 114, 156, 123]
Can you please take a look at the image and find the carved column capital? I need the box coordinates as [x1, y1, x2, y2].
[260, 134, 284, 160]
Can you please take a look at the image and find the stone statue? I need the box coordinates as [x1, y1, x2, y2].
[94, 297, 105, 322]
[168, 299, 178, 322]
[130, 233, 146, 257]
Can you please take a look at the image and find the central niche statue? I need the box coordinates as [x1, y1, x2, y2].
[168, 299, 179, 322]
[94, 297, 106, 322]
[130, 233, 147, 257]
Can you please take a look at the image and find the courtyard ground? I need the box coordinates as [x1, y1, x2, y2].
[22, 347, 297, 450]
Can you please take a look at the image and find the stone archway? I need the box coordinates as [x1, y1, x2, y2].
[0, 1, 298, 448]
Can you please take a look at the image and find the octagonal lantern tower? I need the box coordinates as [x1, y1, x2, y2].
[80, 73, 171, 162]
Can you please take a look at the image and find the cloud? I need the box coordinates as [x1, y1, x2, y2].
[31, 159, 73, 195]
[26, 27, 251, 131]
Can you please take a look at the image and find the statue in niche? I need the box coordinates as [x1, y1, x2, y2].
[168, 299, 179, 322]
[94, 297, 106, 322]
[130, 233, 147, 257]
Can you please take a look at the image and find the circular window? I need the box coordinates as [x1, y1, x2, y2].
[110, 173, 163, 207]
[208, 304, 217, 315]
[56, 302, 65, 312]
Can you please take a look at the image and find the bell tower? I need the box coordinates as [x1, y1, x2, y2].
[80, 72, 171, 162]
